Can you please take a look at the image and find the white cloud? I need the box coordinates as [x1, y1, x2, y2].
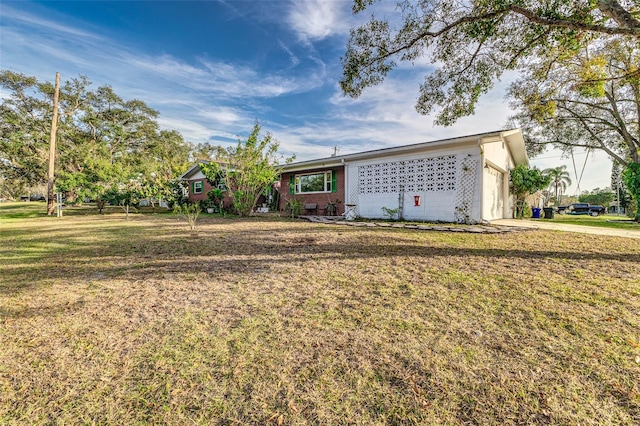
[287, 0, 351, 41]
[278, 40, 301, 67]
[197, 107, 246, 125]
[157, 115, 243, 146]
[156, 117, 217, 143]
[2, 4, 103, 40]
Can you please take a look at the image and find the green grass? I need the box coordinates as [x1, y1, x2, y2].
[540, 213, 639, 229]
[0, 201, 50, 219]
[1, 203, 639, 424]
[0, 201, 175, 221]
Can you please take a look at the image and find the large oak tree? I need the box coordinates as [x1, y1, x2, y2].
[0, 71, 190, 205]
[342, 1, 640, 126]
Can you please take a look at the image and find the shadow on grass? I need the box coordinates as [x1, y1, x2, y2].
[0, 299, 86, 319]
[1, 217, 638, 300]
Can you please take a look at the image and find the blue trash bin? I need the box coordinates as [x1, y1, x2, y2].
[532, 207, 541, 218]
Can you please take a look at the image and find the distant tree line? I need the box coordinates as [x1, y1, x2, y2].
[0, 70, 191, 207]
[1, 71, 294, 218]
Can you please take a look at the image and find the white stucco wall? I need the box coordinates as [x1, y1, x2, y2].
[345, 146, 484, 222]
[483, 139, 513, 171]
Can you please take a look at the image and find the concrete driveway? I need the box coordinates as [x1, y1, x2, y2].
[491, 219, 640, 239]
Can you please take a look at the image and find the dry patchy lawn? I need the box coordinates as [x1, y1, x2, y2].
[1, 212, 639, 425]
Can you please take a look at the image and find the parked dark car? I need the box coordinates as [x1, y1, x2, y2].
[567, 203, 606, 216]
[556, 205, 568, 214]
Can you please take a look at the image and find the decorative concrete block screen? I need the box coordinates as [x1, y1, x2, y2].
[358, 155, 457, 194]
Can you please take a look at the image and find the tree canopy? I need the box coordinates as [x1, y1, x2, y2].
[0, 70, 191, 204]
[578, 187, 615, 206]
[200, 123, 294, 217]
[342, 1, 640, 124]
[510, 36, 639, 165]
[510, 164, 551, 217]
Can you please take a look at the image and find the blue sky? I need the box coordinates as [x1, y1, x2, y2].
[1, 0, 613, 193]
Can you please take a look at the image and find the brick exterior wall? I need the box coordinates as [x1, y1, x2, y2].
[279, 166, 346, 215]
[186, 179, 212, 202]
[186, 179, 233, 210]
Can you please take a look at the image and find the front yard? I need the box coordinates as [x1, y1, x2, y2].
[1, 204, 639, 424]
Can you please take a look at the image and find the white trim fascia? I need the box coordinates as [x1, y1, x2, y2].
[484, 159, 508, 174]
[500, 133, 529, 166]
[179, 160, 210, 180]
[280, 129, 524, 172]
[284, 160, 344, 173]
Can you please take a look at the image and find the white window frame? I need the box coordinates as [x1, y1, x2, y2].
[295, 171, 332, 194]
[193, 180, 204, 194]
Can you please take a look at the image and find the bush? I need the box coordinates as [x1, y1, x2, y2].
[284, 198, 301, 218]
[173, 202, 201, 230]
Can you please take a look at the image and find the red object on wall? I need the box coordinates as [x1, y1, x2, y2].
[414, 195, 421, 206]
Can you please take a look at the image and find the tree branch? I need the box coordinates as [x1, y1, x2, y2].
[597, 0, 640, 30]
[360, 3, 639, 72]
[562, 107, 629, 165]
[509, 4, 640, 36]
[580, 68, 640, 84]
[604, 89, 638, 159]
[506, 29, 552, 70]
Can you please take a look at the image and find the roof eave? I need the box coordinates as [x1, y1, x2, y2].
[281, 129, 521, 171]
[502, 130, 529, 166]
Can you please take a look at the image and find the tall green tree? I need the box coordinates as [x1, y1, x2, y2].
[200, 123, 294, 217]
[342, 1, 640, 126]
[611, 163, 633, 212]
[508, 34, 639, 220]
[0, 72, 92, 192]
[543, 165, 572, 206]
[622, 162, 640, 220]
[0, 71, 54, 192]
[510, 164, 551, 218]
[0, 70, 190, 205]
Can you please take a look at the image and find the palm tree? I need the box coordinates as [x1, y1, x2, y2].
[543, 166, 572, 206]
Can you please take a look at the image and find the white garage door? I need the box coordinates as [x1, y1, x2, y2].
[483, 166, 504, 221]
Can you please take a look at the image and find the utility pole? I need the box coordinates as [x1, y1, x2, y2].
[47, 72, 60, 216]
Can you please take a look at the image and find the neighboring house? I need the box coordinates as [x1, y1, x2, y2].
[608, 201, 624, 215]
[525, 191, 546, 209]
[279, 129, 529, 223]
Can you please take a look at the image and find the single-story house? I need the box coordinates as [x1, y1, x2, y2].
[180, 160, 215, 202]
[179, 160, 235, 209]
[279, 129, 529, 223]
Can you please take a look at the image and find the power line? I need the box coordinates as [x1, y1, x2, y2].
[533, 152, 591, 160]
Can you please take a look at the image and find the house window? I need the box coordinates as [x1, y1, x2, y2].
[193, 180, 204, 194]
[210, 171, 227, 192]
[294, 171, 333, 194]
